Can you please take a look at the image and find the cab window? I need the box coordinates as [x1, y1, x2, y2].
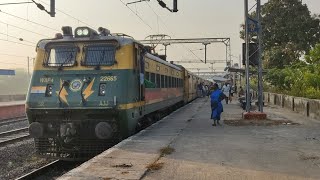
[83, 45, 116, 66]
[45, 46, 78, 67]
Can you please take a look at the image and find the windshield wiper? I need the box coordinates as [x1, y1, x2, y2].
[58, 53, 73, 71]
[95, 50, 106, 70]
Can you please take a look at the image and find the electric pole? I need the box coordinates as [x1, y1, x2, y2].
[244, 0, 250, 112]
[257, 0, 263, 112]
[27, 56, 30, 76]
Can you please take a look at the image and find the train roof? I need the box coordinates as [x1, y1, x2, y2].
[37, 34, 141, 50]
[145, 53, 182, 71]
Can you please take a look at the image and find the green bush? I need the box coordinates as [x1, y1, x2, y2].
[304, 87, 320, 99]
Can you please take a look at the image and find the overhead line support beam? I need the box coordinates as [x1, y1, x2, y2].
[139, 38, 230, 45]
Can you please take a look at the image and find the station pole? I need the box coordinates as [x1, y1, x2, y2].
[225, 44, 228, 67]
[27, 56, 30, 76]
[239, 54, 242, 86]
[257, 0, 264, 112]
[244, 0, 250, 112]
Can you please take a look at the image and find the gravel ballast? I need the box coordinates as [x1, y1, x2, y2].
[0, 120, 29, 133]
[0, 139, 53, 180]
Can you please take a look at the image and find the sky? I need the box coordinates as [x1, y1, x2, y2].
[0, 0, 319, 73]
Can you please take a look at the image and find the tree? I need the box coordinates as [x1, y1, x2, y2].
[241, 0, 320, 68]
[305, 43, 320, 64]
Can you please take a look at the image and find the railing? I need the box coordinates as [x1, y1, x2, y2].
[252, 91, 320, 121]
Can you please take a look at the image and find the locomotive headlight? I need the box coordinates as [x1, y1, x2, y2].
[75, 27, 97, 38]
[76, 29, 83, 36]
[99, 83, 106, 96]
[82, 29, 89, 36]
[45, 84, 53, 97]
[76, 28, 89, 36]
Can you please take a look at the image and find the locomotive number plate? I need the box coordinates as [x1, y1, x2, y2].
[100, 76, 117, 82]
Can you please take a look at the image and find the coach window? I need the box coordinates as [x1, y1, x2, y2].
[174, 78, 177, 88]
[161, 75, 165, 88]
[151, 73, 155, 84]
[156, 74, 161, 88]
[172, 78, 175, 88]
[177, 78, 179, 88]
[170, 77, 174, 88]
[166, 76, 169, 88]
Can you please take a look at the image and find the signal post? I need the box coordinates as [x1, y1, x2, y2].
[243, 0, 267, 119]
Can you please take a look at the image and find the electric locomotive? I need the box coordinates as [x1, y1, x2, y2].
[26, 26, 198, 160]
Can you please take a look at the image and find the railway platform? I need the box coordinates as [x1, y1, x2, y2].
[59, 98, 320, 180]
[0, 101, 25, 120]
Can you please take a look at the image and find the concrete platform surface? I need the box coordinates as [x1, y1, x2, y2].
[59, 98, 320, 180]
[0, 100, 25, 107]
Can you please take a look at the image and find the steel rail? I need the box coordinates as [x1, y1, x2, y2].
[15, 160, 61, 180]
[0, 117, 27, 126]
[16, 160, 82, 180]
[0, 127, 30, 146]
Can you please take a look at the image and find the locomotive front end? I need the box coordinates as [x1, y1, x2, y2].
[26, 27, 140, 160]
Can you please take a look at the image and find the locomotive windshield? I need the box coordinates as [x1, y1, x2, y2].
[45, 46, 78, 67]
[83, 45, 116, 66]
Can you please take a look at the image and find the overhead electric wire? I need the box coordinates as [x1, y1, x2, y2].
[145, 1, 204, 63]
[0, 2, 33, 6]
[0, 9, 59, 32]
[38, 0, 96, 29]
[0, 38, 34, 47]
[0, 53, 28, 58]
[119, 0, 153, 30]
[0, 32, 36, 44]
[0, 52, 28, 57]
[0, 61, 27, 66]
[0, 20, 50, 38]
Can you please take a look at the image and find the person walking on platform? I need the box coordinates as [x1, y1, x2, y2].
[238, 86, 245, 97]
[210, 83, 225, 126]
[221, 82, 230, 104]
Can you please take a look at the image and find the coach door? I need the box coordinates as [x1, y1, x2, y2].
[135, 44, 145, 104]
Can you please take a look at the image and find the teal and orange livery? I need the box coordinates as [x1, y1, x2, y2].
[26, 26, 209, 160]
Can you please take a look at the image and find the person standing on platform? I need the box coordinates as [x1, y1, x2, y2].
[238, 86, 245, 97]
[221, 82, 230, 104]
[210, 83, 225, 126]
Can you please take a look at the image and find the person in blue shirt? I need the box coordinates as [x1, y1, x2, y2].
[210, 83, 225, 126]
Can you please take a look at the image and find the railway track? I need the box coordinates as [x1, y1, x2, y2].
[0, 117, 27, 126]
[0, 127, 30, 146]
[16, 160, 82, 180]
